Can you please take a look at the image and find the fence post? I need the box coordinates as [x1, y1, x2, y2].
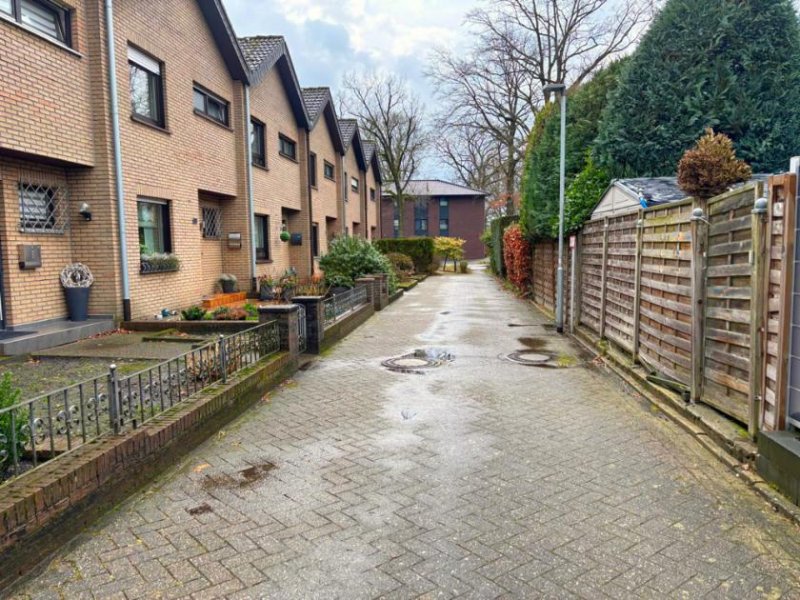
[293, 296, 325, 354]
[218, 334, 228, 384]
[632, 210, 645, 361]
[108, 363, 120, 434]
[569, 235, 580, 333]
[258, 305, 301, 357]
[690, 199, 709, 402]
[749, 187, 768, 439]
[599, 217, 610, 339]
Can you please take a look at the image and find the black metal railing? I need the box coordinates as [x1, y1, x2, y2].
[321, 287, 369, 330]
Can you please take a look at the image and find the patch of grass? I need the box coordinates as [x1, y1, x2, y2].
[555, 354, 577, 368]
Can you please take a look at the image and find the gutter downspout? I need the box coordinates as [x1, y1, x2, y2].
[244, 85, 257, 291]
[104, 0, 131, 321]
[306, 129, 314, 275]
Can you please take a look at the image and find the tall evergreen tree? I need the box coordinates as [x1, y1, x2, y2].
[594, 0, 800, 176]
[520, 60, 626, 238]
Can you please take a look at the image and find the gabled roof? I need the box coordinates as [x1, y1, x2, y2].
[302, 87, 345, 154]
[196, 0, 249, 82]
[339, 119, 367, 170]
[238, 35, 309, 128]
[362, 141, 383, 185]
[614, 177, 686, 205]
[387, 180, 488, 198]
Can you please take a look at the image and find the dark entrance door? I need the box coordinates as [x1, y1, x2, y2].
[0, 237, 5, 330]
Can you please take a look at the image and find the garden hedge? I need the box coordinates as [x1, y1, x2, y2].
[374, 238, 435, 273]
[490, 216, 518, 276]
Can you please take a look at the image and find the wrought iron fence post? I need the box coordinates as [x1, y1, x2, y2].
[219, 334, 228, 384]
[108, 363, 120, 434]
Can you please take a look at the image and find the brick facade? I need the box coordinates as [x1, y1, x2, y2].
[0, 0, 379, 329]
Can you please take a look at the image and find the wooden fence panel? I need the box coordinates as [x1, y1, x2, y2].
[603, 212, 638, 352]
[579, 219, 606, 333]
[637, 200, 694, 386]
[763, 174, 796, 431]
[532, 240, 556, 312]
[702, 186, 758, 424]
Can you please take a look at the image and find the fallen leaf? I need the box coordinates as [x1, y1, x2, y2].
[193, 463, 211, 474]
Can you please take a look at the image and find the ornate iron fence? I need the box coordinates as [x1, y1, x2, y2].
[322, 286, 369, 330]
[0, 321, 280, 483]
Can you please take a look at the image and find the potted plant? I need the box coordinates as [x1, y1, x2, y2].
[279, 268, 298, 301]
[60, 263, 94, 322]
[218, 273, 238, 294]
[280, 229, 291, 242]
[259, 274, 279, 301]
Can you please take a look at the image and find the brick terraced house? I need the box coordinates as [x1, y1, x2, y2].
[380, 180, 488, 260]
[0, 0, 381, 352]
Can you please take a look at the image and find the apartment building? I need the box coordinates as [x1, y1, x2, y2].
[303, 87, 345, 264]
[0, 0, 381, 348]
[362, 141, 382, 241]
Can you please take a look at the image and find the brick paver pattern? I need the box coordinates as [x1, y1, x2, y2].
[11, 269, 800, 599]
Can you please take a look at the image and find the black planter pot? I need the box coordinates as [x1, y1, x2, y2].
[64, 287, 90, 322]
[221, 280, 237, 294]
[259, 285, 275, 301]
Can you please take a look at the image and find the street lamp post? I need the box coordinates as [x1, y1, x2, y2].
[543, 83, 567, 334]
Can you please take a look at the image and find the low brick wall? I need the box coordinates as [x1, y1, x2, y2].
[0, 352, 296, 590]
[321, 303, 375, 351]
[123, 321, 255, 334]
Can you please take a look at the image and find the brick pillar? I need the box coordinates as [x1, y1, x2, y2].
[369, 273, 389, 310]
[292, 296, 324, 354]
[258, 304, 301, 356]
[355, 278, 376, 308]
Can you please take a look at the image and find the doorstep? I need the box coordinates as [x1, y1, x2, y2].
[0, 318, 116, 356]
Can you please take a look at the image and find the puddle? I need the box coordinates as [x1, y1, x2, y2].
[200, 460, 276, 491]
[187, 503, 213, 516]
[382, 348, 454, 374]
[299, 361, 319, 372]
[440, 311, 451, 315]
[507, 323, 537, 328]
[517, 337, 548, 350]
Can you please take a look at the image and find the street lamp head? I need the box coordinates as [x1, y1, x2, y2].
[543, 82, 566, 96]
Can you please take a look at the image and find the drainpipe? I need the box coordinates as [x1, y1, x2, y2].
[244, 85, 257, 290]
[104, 0, 131, 321]
[306, 129, 314, 275]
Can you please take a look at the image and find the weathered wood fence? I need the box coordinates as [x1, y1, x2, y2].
[527, 174, 798, 435]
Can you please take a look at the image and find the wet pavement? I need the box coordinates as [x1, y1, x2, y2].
[9, 268, 800, 599]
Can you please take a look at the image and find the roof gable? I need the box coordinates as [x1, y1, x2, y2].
[196, 0, 249, 82]
[339, 119, 366, 170]
[362, 141, 382, 184]
[303, 88, 345, 154]
[239, 36, 309, 128]
[389, 180, 488, 197]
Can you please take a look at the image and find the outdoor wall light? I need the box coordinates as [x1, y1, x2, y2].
[691, 207, 709, 224]
[78, 202, 92, 221]
[753, 197, 768, 214]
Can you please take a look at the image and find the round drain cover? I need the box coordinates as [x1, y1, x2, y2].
[393, 358, 431, 368]
[503, 351, 554, 366]
[382, 349, 454, 372]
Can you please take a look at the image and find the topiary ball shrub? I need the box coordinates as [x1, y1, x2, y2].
[386, 252, 415, 279]
[321, 236, 398, 294]
[677, 128, 752, 200]
[503, 224, 532, 292]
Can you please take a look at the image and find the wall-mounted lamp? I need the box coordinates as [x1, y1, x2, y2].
[753, 197, 768, 215]
[691, 207, 709, 225]
[78, 202, 92, 221]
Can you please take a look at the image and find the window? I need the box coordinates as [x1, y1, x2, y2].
[137, 199, 171, 254]
[439, 198, 449, 236]
[370, 188, 376, 202]
[324, 161, 335, 181]
[255, 215, 270, 261]
[201, 206, 222, 239]
[344, 171, 348, 200]
[393, 203, 400, 238]
[279, 134, 297, 160]
[128, 46, 164, 127]
[193, 85, 229, 126]
[18, 181, 68, 233]
[2, 0, 70, 45]
[309, 152, 317, 188]
[251, 118, 266, 167]
[414, 200, 428, 236]
[351, 177, 359, 193]
[311, 222, 319, 257]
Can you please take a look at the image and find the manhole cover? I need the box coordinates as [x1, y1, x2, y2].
[382, 348, 454, 373]
[502, 351, 554, 366]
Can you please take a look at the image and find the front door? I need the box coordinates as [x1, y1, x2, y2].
[0, 235, 6, 330]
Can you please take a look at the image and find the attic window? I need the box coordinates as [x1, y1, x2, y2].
[193, 84, 229, 126]
[3, 0, 71, 45]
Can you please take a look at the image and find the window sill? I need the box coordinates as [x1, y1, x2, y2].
[193, 109, 233, 131]
[256, 259, 273, 265]
[131, 114, 170, 134]
[324, 176, 336, 182]
[279, 152, 299, 164]
[0, 13, 82, 58]
[18, 228, 65, 236]
[253, 163, 269, 172]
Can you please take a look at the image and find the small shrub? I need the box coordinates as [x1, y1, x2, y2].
[0, 373, 23, 471]
[503, 224, 531, 291]
[243, 303, 258, 318]
[386, 252, 415, 279]
[459, 260, 469, 274]
[678, 129, 752, 199]
[181, 305, 207, 321]
[433, 237, 466, 272]
[213, 306, 247, 321]
[373, 238, 435, 273]
[321, 236, 397, 293]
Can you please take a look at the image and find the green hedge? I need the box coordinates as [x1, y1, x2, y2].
[374, 238, 435, 273]
[490, 216, 518, 276]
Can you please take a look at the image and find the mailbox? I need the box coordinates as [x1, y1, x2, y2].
[290, 233, 303, 246]
[18, 245, 42, 270]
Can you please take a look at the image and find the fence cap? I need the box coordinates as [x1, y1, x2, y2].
[258, 304, 301, 314]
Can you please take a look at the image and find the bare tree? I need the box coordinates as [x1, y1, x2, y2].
[436, 126, 504, 196]
[427, 38, 538, 212]
[469, 0, 655, 92]
[340, 72, 428, 237]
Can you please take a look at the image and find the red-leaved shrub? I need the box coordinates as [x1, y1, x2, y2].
[503, 224, 531, 291]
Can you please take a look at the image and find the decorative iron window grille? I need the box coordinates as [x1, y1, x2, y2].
[18, 181, 68, 233]
[202, 206, 222, 239]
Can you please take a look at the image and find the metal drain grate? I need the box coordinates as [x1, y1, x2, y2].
[501, 350, 555, 366]
[382, 348, 454, 373]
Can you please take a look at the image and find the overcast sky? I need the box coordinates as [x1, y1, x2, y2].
[225, 0, 482, 177]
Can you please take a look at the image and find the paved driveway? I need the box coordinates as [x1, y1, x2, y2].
[11, 269, 800, 599]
